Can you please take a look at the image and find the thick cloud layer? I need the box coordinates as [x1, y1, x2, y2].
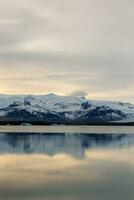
[0, 0, 134, 102]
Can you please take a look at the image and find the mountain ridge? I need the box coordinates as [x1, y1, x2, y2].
[0, 94, 133, 125]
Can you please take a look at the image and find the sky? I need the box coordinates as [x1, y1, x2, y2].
[0, 0, 134, 102]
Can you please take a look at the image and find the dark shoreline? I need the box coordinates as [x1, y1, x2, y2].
[0, 121, 134, 126]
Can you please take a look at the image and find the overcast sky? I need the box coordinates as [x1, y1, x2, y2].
[0, 0, 134, 102]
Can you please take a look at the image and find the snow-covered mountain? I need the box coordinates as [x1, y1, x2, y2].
[0, 93, 134, 124]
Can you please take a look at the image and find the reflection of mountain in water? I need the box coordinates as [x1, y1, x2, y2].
[0, 133, 134, 157]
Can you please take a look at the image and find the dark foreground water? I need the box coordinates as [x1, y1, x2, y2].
[0, 126, 134, 200]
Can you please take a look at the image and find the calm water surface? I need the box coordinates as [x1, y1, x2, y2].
[0, 126, 134, 200]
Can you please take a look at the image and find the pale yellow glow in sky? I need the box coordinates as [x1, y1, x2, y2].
[0, 0, 134, 102]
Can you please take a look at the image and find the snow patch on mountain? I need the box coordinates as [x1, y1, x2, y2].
[0, 93, 133, 123]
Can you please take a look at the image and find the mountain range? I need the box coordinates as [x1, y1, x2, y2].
[0, 93, 134, 125]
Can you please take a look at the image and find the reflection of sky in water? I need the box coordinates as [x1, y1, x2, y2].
[0, 133, 134, 200]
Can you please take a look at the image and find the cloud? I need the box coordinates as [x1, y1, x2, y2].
[0, 0, 134, 101]
[70, 90, 88, 97]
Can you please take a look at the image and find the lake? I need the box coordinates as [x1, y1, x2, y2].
[0, 126, 134, 200]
